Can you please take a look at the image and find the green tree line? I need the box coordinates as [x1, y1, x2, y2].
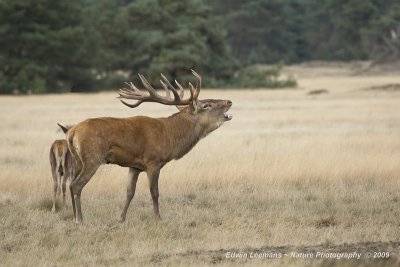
[0, 0, 399, 94]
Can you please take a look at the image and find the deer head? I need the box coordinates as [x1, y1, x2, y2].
[118, 70, 233, 135]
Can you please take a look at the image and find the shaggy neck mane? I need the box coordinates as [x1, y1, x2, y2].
[162, 110, 205, 160]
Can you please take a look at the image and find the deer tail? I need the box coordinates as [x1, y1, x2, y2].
[57, 123, 69, 134]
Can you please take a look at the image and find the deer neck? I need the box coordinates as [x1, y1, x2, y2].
[163, 111, 206, 160]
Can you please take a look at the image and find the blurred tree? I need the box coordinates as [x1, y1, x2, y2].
[83, 0, 121, 72]
[313, 0, 377, 60]
[0, 0, 95, 94]
[117, 0, 237, 87]
[78, 0, 127, 91]
[305, 0, 400, 61]
[206, 0, 311, 64]
[2, 0, 399, 93]
[207, 0, 400, 63]
[361, 0, 400, 61]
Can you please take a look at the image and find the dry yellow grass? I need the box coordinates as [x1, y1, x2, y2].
[1, 64, 400, 266]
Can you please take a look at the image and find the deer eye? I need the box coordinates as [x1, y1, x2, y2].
[202, 103, 211, 109]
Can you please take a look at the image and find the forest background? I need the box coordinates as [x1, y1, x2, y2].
[1, 0, 399, 94]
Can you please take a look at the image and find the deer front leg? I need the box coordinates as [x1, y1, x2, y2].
[147, 167, 161, 219]
[119, 168, 140, 222]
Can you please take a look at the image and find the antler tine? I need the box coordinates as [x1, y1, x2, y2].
[118, 74, 162, 108]
[126, 81, 141, 93]
[119, 71, 199, 108]
[120, 99, 144, 108]
[160, 80, 171, 99]
[118, 91, 139, 99]
[118, 89, 147, 109]
[119, 88, 133, 96]
[188, 82, 195, 98]
[119, 78, 150, 100]
[190, 69, 201, 100]
[191, 69, 201, 79]
[138, 74, 159, 97]
[119, 88, 147, 99]
[160, 73, 181, 101]
[175, 80, 185, 99]
[120, 86, 143, 97]
[120, 73, 182, 107]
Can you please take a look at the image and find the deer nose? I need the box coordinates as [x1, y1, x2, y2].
[227, 100, 232, 106]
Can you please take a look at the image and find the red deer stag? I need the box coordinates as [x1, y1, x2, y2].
[66, 70, 232, 223]
[49, 133, 74, 212]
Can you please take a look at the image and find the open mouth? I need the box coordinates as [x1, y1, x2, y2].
[224, 113, 233, 121]
[223, 101, 233, 121]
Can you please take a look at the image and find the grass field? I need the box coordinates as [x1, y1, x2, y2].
[1, 63, 400, 266]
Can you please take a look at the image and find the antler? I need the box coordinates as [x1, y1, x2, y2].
[118, 70, 201, 108]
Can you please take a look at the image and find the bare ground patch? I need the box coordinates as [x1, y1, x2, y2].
[364, 83, 400, 91]
[131, 241, 400, 266]
[307, 89, 329, 95]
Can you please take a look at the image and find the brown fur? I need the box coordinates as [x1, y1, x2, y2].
[68, 102, 232, 223]
[49, 139, 75, 212]
[67, 73, 232, 223]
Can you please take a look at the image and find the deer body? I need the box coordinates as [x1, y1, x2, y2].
[67, 71, 232, 223]
[69, 112, 215, 168]
[49, 139, 74, 212]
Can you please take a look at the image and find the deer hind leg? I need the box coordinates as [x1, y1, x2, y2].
[50, 147, 57, 212]
[57, 162, 63, 195]
[67, 141, 83, 221]
[51, 163, 63, 212]
[63, 152, 74, 210]
[70, 175, 78, 220]
[147, 166, 161, 219]
[51, 171, 58, 213]
[70, 164, 99, 224]
[62, 164, 68, 209]
[119, 168, 140, 222]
